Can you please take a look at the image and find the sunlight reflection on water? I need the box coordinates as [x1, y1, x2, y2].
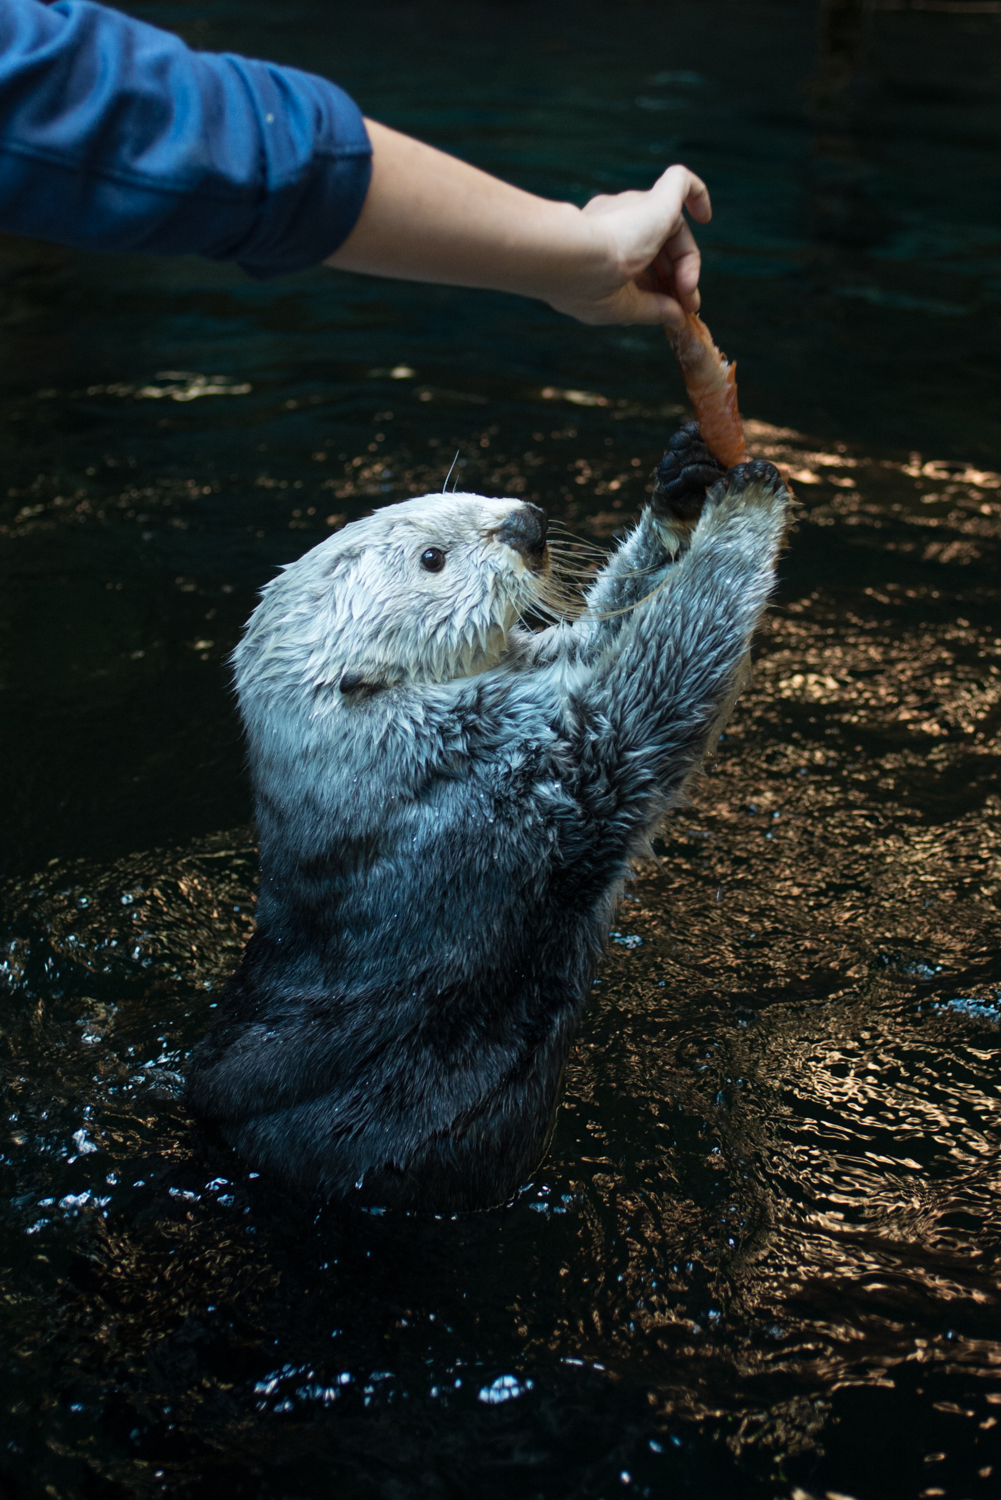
[3, 411, 1000, 1497]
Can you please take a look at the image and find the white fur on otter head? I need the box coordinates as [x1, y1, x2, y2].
[234, 492, 550, 703]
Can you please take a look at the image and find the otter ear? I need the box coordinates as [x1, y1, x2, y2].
[339, 671, 381, 694]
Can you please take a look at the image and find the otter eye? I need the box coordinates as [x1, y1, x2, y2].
[420, 547, 446, 573]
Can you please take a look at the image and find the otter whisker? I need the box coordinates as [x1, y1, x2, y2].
[548, 520, 609, 543]
[546, 548, 661, 574]
[547, 539, 610, 560]
[547, 546, 609, 563]
[547, 525, 611, 551]
[548, 553, 667, 585]
[546, 559, 606, 574]
[526, 598, 583, 626]
[547, 564, 603, 582]
[525, 573, 586, 623]
[545, 593, 586, 618]
[582, 577, 671, 621]
[544, 549, 604, 569]
[546, 536, 600, 546]
[545, 543, 604, 559]
[442, 448, 461, 492]
[539, 580, 585, 606]
[547, 540, 672, 577]
[535, 568, 581, 596]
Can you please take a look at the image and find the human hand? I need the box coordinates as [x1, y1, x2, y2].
[327, 125, 711, 330]
[545, 165, 711, 330]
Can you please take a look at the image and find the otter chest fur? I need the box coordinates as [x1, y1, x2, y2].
[185, 427, 789, 1210]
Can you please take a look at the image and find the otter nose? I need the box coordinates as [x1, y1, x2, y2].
[496, 502, 548, 558]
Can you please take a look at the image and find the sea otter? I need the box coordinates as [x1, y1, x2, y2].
[185, 424, 789, 1211]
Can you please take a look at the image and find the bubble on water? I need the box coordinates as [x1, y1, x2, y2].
[477, 1375, 533, 1405]
[58, 1192, 91, 1213]
[937, 996, 1001, 1025]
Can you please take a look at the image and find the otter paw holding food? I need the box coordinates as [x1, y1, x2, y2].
[185, 445, 790, 1212]
[651, 419, 727, 524]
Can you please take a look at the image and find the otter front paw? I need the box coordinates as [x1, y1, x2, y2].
[652, 421, 727, 524]
[723, 459, 784, 502]
[698, 457, 790, 545]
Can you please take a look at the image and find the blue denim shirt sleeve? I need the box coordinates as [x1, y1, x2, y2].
[0, 0, 373, 277]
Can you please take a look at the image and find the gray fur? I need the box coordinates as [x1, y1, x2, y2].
[185, 457, 790, 1210]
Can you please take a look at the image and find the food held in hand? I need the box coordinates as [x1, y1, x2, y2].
[668, 311, 748, 469]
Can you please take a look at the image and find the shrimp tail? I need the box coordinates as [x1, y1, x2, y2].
[668, 312, 748, 470]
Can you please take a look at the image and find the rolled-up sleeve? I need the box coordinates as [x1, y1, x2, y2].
[0, 0, 372, 277]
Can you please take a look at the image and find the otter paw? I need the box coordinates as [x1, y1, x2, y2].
[724, 459, 784, 498]
[652, 421, 727, 524]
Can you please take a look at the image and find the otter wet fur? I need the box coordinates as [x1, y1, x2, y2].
[185, 424, 790, 1211]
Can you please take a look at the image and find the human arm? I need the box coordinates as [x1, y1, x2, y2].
[0, 0, 709, 318]
[0, 0, 371, 276]
[326, 119, 711, 330]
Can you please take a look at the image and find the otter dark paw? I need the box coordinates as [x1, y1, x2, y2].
[725, 459, 783, 495]
[652, 421, 727, 524]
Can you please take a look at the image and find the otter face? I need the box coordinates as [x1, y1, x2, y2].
[236, 492, 552, 700]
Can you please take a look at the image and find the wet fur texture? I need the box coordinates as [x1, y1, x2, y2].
[185, 436, 790, 1211]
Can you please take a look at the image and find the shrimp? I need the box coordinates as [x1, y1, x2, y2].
[668, 312, 747, 470]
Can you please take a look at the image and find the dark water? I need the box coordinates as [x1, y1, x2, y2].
[2, 1, 1001, 1495]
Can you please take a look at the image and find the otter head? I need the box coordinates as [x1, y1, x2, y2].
[234, 492, 551, 706]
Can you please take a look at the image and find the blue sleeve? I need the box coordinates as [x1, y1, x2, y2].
[0, 0, 372, 278]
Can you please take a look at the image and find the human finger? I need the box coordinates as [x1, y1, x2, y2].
[635, 288, 688, 330]
[652, 219, 702, 311]
[683, 170, 712, 224]
[584, 280, 689, 329]
[648, 164, 711, 227]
